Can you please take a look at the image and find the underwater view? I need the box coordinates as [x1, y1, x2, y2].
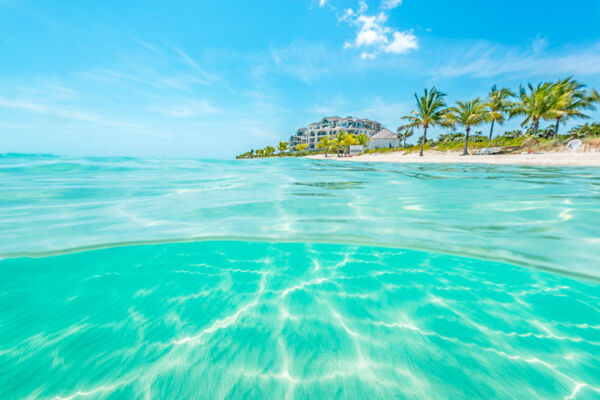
[1, 154, 599, 399]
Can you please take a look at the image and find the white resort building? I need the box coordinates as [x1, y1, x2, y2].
[367, 128, 401, 149]
[290, 116, 383, 150]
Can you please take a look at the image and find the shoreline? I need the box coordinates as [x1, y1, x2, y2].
[305, 150, 600, 167]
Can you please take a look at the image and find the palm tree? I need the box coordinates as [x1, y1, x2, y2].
[317, 136, 332, 157]
[486, 85, 515, 142]
[403, 88, 449, 156]
[356, 133, 369, 146]
[569, 122, 600, 138]
[512, 82, 555, 136]
[333, 130, 350, 156]
[340, 133, 358, 156]
[264, 146, 275, 156]
[277, 141, 288, 155]
[546, 78, 598, 140]
[396, 125, 415, 147]
[295, 143, 308, 154]
[446, 98, 489, 155]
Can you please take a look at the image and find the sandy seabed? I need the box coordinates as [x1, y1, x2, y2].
[307, 150, 600, 167]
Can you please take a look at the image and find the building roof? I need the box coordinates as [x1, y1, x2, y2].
[360, 119, 381, 124]
[370, 128, 398, 140]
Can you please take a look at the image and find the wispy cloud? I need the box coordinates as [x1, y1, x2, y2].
[0, 95, 172, 139]
[267, 41, 338, 83]
[0, 41, 229, 145]
[0, 96, 107, 124]
[352, 97, 412, 129]
[311, 93, 346, 116]
[155, 100, 219, 118]
[381, 0, 402, 10]
[431, 40, 600, 79]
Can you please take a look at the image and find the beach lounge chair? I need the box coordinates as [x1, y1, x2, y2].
[566, 139, 582, 152]
[583, 139, 600, 152]
[499, 146, 523, 154]
[475, 147, 502, 155]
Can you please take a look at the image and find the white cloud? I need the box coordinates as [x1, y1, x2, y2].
[361, 52, 376, 60]
[381, 0, 402, 9]
[385, 31, 418, 54]
[339, 1, 418, 59]
[319, 0, 327, 6]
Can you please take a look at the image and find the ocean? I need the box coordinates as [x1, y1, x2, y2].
[1, 154, 599, 399]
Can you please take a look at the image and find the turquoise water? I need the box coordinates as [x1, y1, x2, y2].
[1, 154, 599, 399]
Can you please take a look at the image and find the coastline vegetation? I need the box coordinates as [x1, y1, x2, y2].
[237, 77, 599, 159]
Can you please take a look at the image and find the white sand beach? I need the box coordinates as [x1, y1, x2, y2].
[306, 151, 600, 167]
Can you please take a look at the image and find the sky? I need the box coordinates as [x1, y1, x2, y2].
[1, 0, 600, 158]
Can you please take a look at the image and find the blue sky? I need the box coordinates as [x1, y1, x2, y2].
[1, 0, 600, 158]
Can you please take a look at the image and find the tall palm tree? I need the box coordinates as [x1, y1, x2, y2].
[403, 88, 449, 156]
[546, 78, 598, 140]
[446, 98, 489, 155]
[512, 82, 555, 136]
[486, 85, 515, 142]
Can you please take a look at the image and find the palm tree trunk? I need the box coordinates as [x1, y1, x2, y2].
[554, 118, 560, 141]
[533, 119, 540, 136]
[488, 120, 495, 142]
[463, 126, 470, 155]
[419, 126, 428, 157]
[403, 136, 407, 147]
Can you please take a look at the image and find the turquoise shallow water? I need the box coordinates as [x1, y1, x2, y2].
[1, 154, 599, 399]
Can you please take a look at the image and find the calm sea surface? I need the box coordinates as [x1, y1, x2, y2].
[1, 154, 599, 399]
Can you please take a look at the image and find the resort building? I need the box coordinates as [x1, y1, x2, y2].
[367, 128, 401, 150]
[290, 116, 383, 150]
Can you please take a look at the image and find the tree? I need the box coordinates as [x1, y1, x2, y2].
[339, 133, 358, 156]
[397, 126, 414, 147]
[341, 133, 358, 146]
[402, 126, 415, 147]
[403, 88, 449, 156]
[356, 133, 369, 146]
[446, 98, 489, 155]
[569, 122, 600, 138]
[277, 141, 288, 154]
[486, 85, 515, 142]
[296, 143, 308, 153]
[333, 130, 350, 156]
[546, 78, 598, 140]
[512, 83, 555, 136]
[255, 149, 265, 157]
[317, 136, 333, 157]
[264, 146, 275, 156]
